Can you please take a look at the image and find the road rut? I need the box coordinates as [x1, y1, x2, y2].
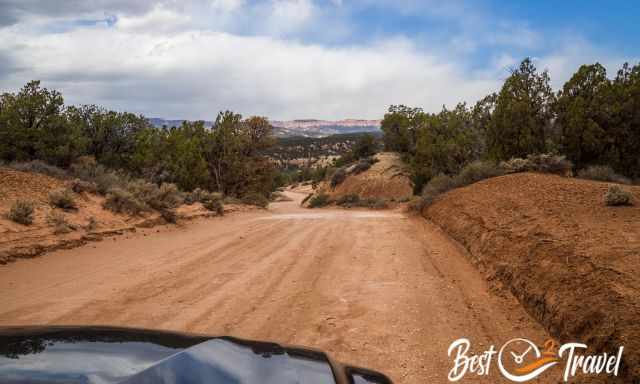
[0, 191, 553, 383]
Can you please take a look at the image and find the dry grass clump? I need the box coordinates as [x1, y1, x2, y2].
[103, 188, 147, 215]
[457, 160, 504, 184]
[7, 200, 35, 225]
[308, 193, 331, 208]
[332, 194, 389, 209]
[48, 188, 77, 210]
[47, 210, 76, 234]
[184, 188, 226, 215]
[184, 187, 206, 205]
[351, 157, 377, 174]
[330, 168, 347, 188]
[201, 192, 224, 214]
[70, 178, 98, 193]
[145, 182, 183, 210]
[604, 185, 633, 206]
[8, 160, 68, 179]
[241, 192, 269, 208]
[578, 165, 630, 184]
[159, 209, 178, 223]
[336, 194, 360, 207]
[70, 156, 129, 195]
[500, 153, 572, 175]
[360, 197, 387, 209]
[85, 216, 98, 231]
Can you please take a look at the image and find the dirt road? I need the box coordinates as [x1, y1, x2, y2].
[0, 191, 552, 383]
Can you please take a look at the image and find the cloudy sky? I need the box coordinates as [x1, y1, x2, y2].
[0, 0, 638, 120]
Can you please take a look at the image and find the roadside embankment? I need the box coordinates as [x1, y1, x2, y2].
[424, 172, 640, 381]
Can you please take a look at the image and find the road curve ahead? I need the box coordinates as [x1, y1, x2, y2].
[0, 191, 552, 383]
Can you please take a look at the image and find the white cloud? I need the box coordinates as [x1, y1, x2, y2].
[0, 0, 635, 120]
[0, 23, 501, 119]
[117, 6, 192, 33]
[262, 0, 317, 36]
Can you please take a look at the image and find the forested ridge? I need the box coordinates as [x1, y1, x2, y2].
[381, 58, 640, 191]
[2, 57, 639, 198]
[0, 81, 275, 197]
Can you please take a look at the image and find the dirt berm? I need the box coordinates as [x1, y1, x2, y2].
[0, 168, 251, 264]
[311, 152, 413, 203]
[424, 172, 640, 382]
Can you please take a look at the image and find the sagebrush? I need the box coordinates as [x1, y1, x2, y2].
[48, 188, 77, 210]
[604, 185, 633, 206]
[578, 166, 630, 184]
[7, 200, 35, 225]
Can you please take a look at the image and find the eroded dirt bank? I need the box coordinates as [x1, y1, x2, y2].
[425, 172, 640, 382]
[0, 190, 554, 383]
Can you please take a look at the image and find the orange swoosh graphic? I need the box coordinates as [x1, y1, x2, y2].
[515, 356, 559, 374]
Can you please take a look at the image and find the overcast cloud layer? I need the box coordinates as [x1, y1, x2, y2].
[0, 0, 636, 120]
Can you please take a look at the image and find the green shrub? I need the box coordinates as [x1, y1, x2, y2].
[48, 188, 77, 210]
[331, 168, 347, 188]
[408, 196, 427, 212]
[70, 157, 128, 195]
[308, 193, 331, 208]
[47, 210, 75, 234]
[578, 166, 630, 184]
[500, 157, 530, 173]
[241, 192, 269, 208]
[126, 179, 158, 204]
[336, 194, 360, 207]
[201, 192, 224, 215]
[421, 162, 503, 208]
[500, 154, 573, 175]
[421, 174, 457, 205]
[222, 196, 242, 205]
[457, 161, 503, 184]
[8, 160, 68, 179]
[351, 159, 373, 174]
[604, 185, 633, 206]
[7, 200, 35, 225]
[70, 178, 98, 194]
[69, 156, 98, 179]
[95, 170, 126, 195]
[103, 188, 147, 214]
[150, 183, 183, 210]
[526, 154, 573, 174]
[184, 187, 206, 205]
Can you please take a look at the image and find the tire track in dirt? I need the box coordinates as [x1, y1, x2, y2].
[0, 190, 557, 383]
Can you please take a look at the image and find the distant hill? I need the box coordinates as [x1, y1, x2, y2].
[148, 117, 381, 138]
[269, 119, 381, 138]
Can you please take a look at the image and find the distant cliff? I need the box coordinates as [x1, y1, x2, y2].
[148, 118, 380, 138]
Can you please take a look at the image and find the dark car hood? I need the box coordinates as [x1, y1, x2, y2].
[0, 326, 391, 384]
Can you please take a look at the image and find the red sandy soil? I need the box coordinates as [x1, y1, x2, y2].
[314, 152, 413, 203]
[0, 189, 556, 383]
[425, 172, 640, 383]
[0, 168, 244, 264]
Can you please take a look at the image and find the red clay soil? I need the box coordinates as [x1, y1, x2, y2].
[0, 168, 243, 264]
[425, 172, 640, 382]
[314, 152, 413, 202]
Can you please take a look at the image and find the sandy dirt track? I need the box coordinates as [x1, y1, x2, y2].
[0, 191, 553, 383]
